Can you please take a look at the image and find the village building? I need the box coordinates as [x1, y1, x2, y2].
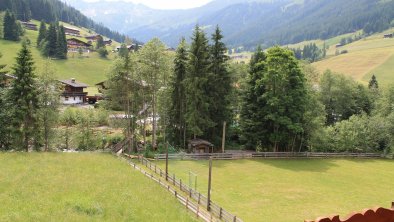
[85, 34, 102, 41]
[67, 38, 92, 52]
[115, 44, 143, 52]
[64, 26, 81, 36]
[384, 33, 393, 38]
[1, 74, 17, 87]
[188, 139, 215, 153]
[104, 39, 112, 46]
[20, 21, 38, 31]
[59, 78, 88, 105]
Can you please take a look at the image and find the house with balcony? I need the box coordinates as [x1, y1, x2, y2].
[59, 78, 88, 105]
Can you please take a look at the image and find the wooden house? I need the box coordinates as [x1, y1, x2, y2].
[384, 33, 393, 38]
[0, 74, 17, 87]
[64, 26, 81, 36]
[67, 38, 92, 52]
[59, 78, 88, 105]
[85, 34, 102, 41]
[20, 22, 37, 31]
[104, 39, 113, 46]
[115, 44, 143, 52]
[188, 139, 214, 153]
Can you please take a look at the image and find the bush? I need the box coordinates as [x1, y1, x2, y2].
[97, 47, 108, 58]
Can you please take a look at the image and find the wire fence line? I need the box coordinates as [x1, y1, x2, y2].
[138, 156, 242, 222]
[154, 152, 383, 160]
[119, 155, 217, 222]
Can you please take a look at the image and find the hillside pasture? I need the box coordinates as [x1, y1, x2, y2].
[0, 20, 118, 95]
[157, 159, 394, 222]
[313, 29, 394, 86]
[0, 153, 195, 222]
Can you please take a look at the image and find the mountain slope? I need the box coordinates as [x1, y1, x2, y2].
[0, 0, 132, 43]
[63, 0, 394, 48]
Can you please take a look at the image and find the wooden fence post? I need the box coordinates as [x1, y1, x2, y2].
[173, 174, 176, 185]
[219, 207, 223, 219]
[180, 179, 182, 191]
[207, 157, 212, 211]
[165, 142, 169, 181]
[233, 216, 237, 222]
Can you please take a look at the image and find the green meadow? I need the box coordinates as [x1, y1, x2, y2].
[157, 159, 394, 222]
[0, 153, 196, 222]
[0, 19, 119, 95]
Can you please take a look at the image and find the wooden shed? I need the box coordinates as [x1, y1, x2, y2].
[188, 139, 214, 154]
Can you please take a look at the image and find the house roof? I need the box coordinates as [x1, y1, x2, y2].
[64, 26, 80, 32]
[59, 79, 88, 88]
[189, 139, 214, 147]
[4, 74, 17, 79]
[67, 38, 92, 47]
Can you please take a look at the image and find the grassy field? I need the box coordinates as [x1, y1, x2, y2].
[0, 19, 119, 95]
[313, 28, 394, 86]
[157, 159, 394, 222]
[0, 153, 196, 222]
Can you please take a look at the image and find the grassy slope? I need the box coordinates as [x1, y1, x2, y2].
[0, 19, 119, 95]
[313, 28, 394, 86]
[0, 153, 196, 222]
[157, 159, 394, 222]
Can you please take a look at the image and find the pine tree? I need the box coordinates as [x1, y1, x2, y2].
[368, 74, 379, 90]
[169, 37, 188, 148]
[8, 42, 40, 151]
[184, 25, 215, 138]
[44, 23, 58, 57]
[37, 20, 47, 47]
[3, 10, 20, 41]
[240, 46, 267, 149]
[207, 26, 232, 144]
[56, 25, 67, 59]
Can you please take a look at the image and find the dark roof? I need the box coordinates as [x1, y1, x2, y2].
[59, 79, 88, 88]
[67, 38, 92, 47]
[189, 139, 214, 147]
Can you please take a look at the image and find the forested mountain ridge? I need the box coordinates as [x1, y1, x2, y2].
[63, 0, 394, 49]
[0, 0, 135, 43]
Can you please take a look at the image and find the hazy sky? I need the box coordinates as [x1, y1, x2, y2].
[82, 0, 214, 9]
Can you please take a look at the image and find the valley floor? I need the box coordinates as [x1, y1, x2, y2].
[158, 158, 394, 222]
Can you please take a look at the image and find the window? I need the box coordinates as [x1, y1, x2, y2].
[65, 96, 69, 101]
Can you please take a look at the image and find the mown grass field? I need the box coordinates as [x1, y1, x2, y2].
[0, 153, 196, 222]
[313, 28, 394, 86]
[157, 159, 394, 222]
[0, 19, 119, 95]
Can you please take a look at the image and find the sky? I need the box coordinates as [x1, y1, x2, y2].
[82, 0, 214, 9]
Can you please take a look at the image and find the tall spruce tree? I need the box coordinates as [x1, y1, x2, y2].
[0, 52, 7, 86]
[239, 46, 267, 149]
[8, 42, 40, 151]
[56, 25, 67, 59]
[37, 20, 47, 47]
[184, 25, 215, 139]
[3, 10, 20, 41]
[207, 26, 232, 144]
[169, 37, 188, 148]
[44, 23, 57, 57]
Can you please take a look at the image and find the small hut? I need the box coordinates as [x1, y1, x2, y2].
[188, 139, 214, 154]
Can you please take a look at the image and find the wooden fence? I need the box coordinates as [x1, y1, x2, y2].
[154, 152, 382, 160]
[138, 157, 242, 222]
[120, 155, 216, 222]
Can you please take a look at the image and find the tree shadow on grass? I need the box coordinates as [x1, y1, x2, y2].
[210, 158, 340, 173]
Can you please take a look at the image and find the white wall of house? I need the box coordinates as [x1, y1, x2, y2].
[60, 96, 84, 105]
